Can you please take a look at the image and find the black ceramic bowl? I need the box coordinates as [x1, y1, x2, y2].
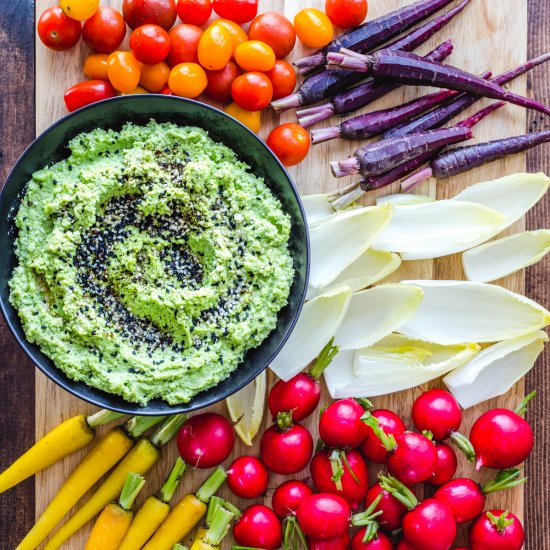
[0, 95, 309, 414]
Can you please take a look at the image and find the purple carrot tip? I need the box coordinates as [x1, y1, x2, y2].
[331, 186, 366, 210]
[294, 52, 325, 73]
[331, 157, 360, 178]
[458, 101, 505, 128]
[296, 104, 335, 127]
[401, 167, 434, 192]
[311, 126, 342, 144]
[271, 93, 303, 112]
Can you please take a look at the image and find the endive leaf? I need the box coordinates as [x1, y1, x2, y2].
[333, 284, 424, 350]
[301, 194, 334, 226]
[324, 350, 361, 399]
[444, 331, 548, 409]
[307, 249, 401, 299]
[376, 193, 435, 206]
[309, 205, 391, 290]
[270, 286, 352, 381]
[398, 280, 550, 344]
[462, 230, 550, 283]
[372, 200, 506, 260]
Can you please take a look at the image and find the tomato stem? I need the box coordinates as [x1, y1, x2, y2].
[378, 473, 418, 510]
[482, 468, 527, 495]
[450, 431, 476, 462]
[309, 337, 340, 379]
[487, 510, 515, 533]
[515, 390, 537, 417]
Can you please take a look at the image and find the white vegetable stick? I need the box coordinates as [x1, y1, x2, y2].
[376, 193, 435, 206]
[301, 194, 334, 226]
[462, 230, 550, 283]
[398, 280, 550, 344]
[444, 331, 548, 409]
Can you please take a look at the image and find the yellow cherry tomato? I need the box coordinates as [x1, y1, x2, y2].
[83, 53, 109, 80]
[216, 19, 248, 55]
[123, 86, 149, 94]
[60, 0, 100, 21]
[235, 40, 276, 72]
[224, 102, 261, 133]
[140, 61, 170, 92]
[198, 23, 233, 70]
[294, 8, 334, 48]
[169, 62, 208, 98]
[107, 51, 141, 93]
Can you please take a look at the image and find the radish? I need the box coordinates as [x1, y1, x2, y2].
[428, 442, 457, 486]
[352, 529, 394, 550]
[177, 412, 234, 468]
[319, 398, 370, 449]
[272, 480, 313, 518]
[308, 532, 351, 550]
[396, 540, 417, 550]
[310, 449, 369, 508]
[260, 412, 314, 475]
[296, 493, 351, 540]
[434, 469, 526, 524]
[361, 409, 406, 463]
[469, 391, 535, 470]
[233, 504, 283, 550]
[227, 455, 269, 499]
[469, 510, 525, 550]
[268, 339, 338, 422]
[364, 480, 413, 532]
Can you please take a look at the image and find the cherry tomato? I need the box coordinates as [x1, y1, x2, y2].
[140, 61, 170, 91]
[224, 103, 261, 133]
[216, 19, 248, 55]
[326, 0, 368, 28]
[205, 61, 241, 101]
[82, 7, 125, 54]
[169, 62, 207, 97]
[231, 71, 272, 111]
[123, 0, 177, 30]
[235, 40, 275, 72]
[176, 0, 212, 26]
[83, 53, 109, 80]
[130, 24, 171, 64]
[212, 0, 258, 23]
[198, 23, 233, 70]
[248, 12, 296, 59]
[124, 86, 149, 94]
[37, 6, 82, 51]
[167, 24, 202, 66]
[294, 8, 334, 48]
[64, 80, 116, 112]
[160, 85, 173, 94]
[265, 60, 296, 100]
[107, 51, 142, 93]
[267, 123, 310, 166]
[60, 0, 99, 21]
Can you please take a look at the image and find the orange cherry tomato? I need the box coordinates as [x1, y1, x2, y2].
[205, 61, 241, 101]
[325, 0, 368, 28]
[198, 23, 233, 70]
[82, 6, 126, 53]
[84, 53, 109, 80]
[231, 71, 272, 111]
[168, 62, 207, 97]
[248, 12, 296, 59]
[107, 51, 142, 93]
[266, 123, 310, 166]
[224, 102, 261, 133]
[130, 24, 171, 64]
[265, 60, 296, 100]
[294, 8, 333, 48]
[124, 86, 149, 94]
[176, 0, 212, 26]
[234, 40, 275, 72]
[140, 61, 170, 91]
[216, 19, 248, 56]
[167, 24, 202, 66]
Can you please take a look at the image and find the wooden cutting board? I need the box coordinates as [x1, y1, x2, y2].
[34, 0, 529, 547]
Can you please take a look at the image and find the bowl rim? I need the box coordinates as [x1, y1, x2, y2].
[0, 94, 310, 414]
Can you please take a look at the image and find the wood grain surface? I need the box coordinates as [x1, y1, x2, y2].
[0, 0, 548, 548]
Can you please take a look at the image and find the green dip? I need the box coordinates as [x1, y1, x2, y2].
[10, 121, 294, 405]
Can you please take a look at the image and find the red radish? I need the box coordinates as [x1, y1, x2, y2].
[469, 510, 524, 550]
[272, 480, 313, 518]
[177, 413, 234, 468]
[268, 339, 338, 422]
[319, 398, 370, 449]
[227, 455, 269, 499]
[361, 409, 406, 463]
[260, 412, 313, 474]
[469, 392, 536, 470]
[387, 432, 438, 485]
[428, 443, 457, 486]
[412, 389, 462, 440]
[308, 532, 351, 550]
[310, 449, 369, 508]
[233, 504, 283, 550]
[296, 493, 351, 539]
[396, 541, 417, 550]
[352, 529, 394, 550]
[365, 481, 413, 532]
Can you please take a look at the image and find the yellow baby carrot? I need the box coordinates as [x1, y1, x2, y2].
[189, 497, 239, 550]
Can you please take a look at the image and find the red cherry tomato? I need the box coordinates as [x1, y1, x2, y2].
[82, 6, 126, 53]
[212, 0, 258, 23]
[160, 85, 173, 94]
[167, 24, 203, 66]
[325, 0, 368, 29]
[122, 0, 177, 30]
[248, 12, 296, 59]
[37, 6, 82, 51]
[64, 80, 117, 112]
[231, 71, 273, 111]
[227, 456, 269, 499]
[265, 60, 296, 100]
[176, 0, 212, 26]
[107, 51, 142, 93]
[130, 24, 171, 64]
[267, 123, 310, 166]
[205, 61, 241, 101]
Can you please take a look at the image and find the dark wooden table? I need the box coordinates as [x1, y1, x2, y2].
[1, 1, 548, 548]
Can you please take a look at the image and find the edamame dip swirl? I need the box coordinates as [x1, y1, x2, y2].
[9, 121, 294, 405]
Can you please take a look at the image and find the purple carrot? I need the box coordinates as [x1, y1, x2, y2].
[272, 0, 467, 112]
[297, 41, 454, 127]
[384, 52, 550, 139]
[293, 0, 458, 73]
[311, 89, 458, 144]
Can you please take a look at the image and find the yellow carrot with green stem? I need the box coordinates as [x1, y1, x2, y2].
[173, 545, 189, 550]
[0, 408, 125, 494]
[118, 457, 188, 550]
[43, 414, 187, 550]
[190, 497, 240, 550]
[85, 472, 146, 550]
